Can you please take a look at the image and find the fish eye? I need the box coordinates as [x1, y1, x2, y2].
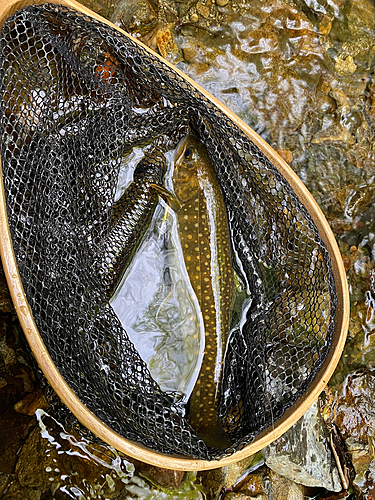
[184, 146, 196, 160]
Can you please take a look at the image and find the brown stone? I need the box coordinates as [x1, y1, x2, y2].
[70, 0, 111, 17]
[0, 266, 12, 314]
[275, 148, 293, 164]
[268, 470, 304, 500]
[342, 256, 351, 272]
[16, 419, 136, 498]
[0, 409, 34, 474]
[137, 464, 187, 489]
[111, 0, 158, 36]
[225, 466, 305, 500]
[334, 55, 357, 77]
[183, 46, 199, 62]
[196, 2, 210, 19]
[235, 470, 266, 497]
[2, 479, 41, 500]
[14, 387, 48, 416]
[318, 16, 332, 35]
[16, 425, 56, 491]
[0, 473, 11, 497]
[156, 25, 182, 62]
[334, 372, 375, 442]
[225, 493, 266, 500]
[198, 455, 256, 500]
[334, 372, 375, 496]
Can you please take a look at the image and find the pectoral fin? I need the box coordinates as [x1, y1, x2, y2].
[150, 184, 182, 211]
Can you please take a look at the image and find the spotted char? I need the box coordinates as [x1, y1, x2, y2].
[173, 135, 233, 449]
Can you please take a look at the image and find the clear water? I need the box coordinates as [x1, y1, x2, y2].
[34, 410, 204, 500]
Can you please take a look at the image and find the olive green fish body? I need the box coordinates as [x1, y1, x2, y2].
[124, 105, 188, 152]
[96, 149, 166, 298]
[173, 136, 233, 449]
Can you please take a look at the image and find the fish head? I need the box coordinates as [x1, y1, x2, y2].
[173, 135, 209, 203]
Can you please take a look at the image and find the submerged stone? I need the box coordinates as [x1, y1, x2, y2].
[136, 464, 187, 490]
[267, 470, 305, 500]
[223, 466, 305, 500]
[333, 371, 375, 496]
[262, 402, 342, 492]
[156, 24, 182, 62]
[14, 387, 47, 416]
[2, 480, 41, 500]
[0, 409, 33, 475]
[0, 266, 12, 314]
[111, 0, 158, 35]
[198, 455, 257, 500]
[13, 411, 205, 499]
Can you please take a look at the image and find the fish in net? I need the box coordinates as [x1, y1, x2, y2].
[0, 3, 337, 460]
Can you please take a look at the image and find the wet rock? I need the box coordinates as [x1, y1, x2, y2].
[0, 321, 16, 370]
[137, 464, 187, 489]
[14, 386, 47, 416]
[226, 465, 267, 499]
[225, 494, 266, 500]
[268, 469, 305, 500]
[16, 422, 122, 496]
[318, 15, 332, 35]
[262, 401, 342, 492]
[155, 25, 183, 62]
[333, 371, 375, 497]
[2, 478, 41, 500]
[275, 148, 293, 164]
[224, 466, 305, 500]
[327, 250, 375, 389]
[198, 455, 256, 500]
[178, 0, 230, 28]
[0, 409, 33, 474]
[16, 421, 120, 495]
[15, 414, 162, 499]
[111, 0, 158, 36]
[0, 472, 11, 497]
[196, 1, 210, 19]
[0, 266, 12, 314]
[16, 425, 59, 491]
[334, 56, 357, 77]
[345, 437, 372, 492]
[335, 0, 375, 68]
[73, 0, 114, 18]
[0, 313, 35, 414]
[171, 0, 375, 230]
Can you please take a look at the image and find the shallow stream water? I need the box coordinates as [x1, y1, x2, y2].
[1, 0, 375, 498]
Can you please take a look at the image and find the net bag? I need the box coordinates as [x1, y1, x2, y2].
[0, 1, 348, 464]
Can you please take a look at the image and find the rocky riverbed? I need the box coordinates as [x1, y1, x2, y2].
[1, 0, 375, 498]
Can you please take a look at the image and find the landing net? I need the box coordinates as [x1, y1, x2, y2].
[0, 3, 336, 459]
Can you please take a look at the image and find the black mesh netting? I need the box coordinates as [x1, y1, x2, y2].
[0, 3, 337, 460]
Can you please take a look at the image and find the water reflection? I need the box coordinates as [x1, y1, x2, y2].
[111, 202, 205, 400]
[36, 409, 135, 499]
[35, 410, 204, 499]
